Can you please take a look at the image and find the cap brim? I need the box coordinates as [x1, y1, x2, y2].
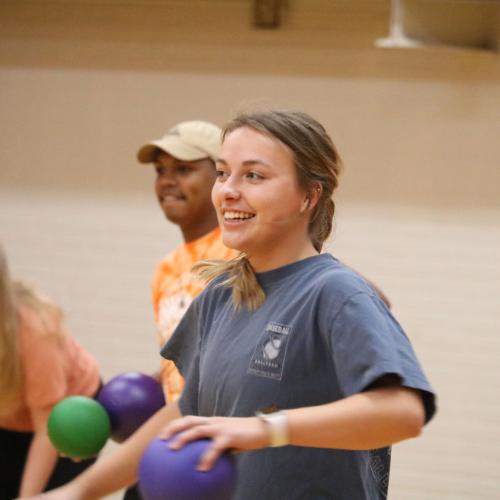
[137, 137, 209, 164]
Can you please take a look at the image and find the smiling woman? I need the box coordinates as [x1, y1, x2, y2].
[213, 127, 311, 268]
[159, 110, 436, 500]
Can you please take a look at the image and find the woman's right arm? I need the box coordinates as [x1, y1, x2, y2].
[21, 402, 181, 500]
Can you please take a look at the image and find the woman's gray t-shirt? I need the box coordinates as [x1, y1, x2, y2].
[161, 253, 436, 500]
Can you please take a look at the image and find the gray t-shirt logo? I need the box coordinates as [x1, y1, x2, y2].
[248, 322, 292, 380]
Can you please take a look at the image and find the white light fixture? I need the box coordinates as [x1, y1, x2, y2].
[376, 0, 499, 52]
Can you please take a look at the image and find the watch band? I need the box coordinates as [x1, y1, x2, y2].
[256, 410, 289, 447]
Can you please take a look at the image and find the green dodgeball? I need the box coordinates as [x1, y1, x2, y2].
[48, 396, 111, 459]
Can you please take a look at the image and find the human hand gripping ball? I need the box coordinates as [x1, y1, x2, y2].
[138, 435, 236, 500]
[47, 396, 110, 459]
[137, 415, 271, 500]
[165, 415, 272, 470]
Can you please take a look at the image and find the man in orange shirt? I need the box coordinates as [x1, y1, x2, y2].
[137, 120, 237, 405]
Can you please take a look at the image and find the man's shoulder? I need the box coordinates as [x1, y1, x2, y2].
[152, 251, 181, 282]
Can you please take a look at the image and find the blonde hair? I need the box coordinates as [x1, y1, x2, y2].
[0, 246, 23, 414]
[194, 110, 342, 310]
[0, 245, 64, 415]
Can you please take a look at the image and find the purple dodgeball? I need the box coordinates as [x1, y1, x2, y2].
[138, 436, 236, 500]
[97, 372, 165, 443]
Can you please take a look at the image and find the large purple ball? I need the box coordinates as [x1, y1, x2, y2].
[138, 437, 237, 500]
[97, 372, 165, 443]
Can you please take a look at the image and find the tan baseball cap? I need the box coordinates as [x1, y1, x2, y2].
[137, 120, 222, 164]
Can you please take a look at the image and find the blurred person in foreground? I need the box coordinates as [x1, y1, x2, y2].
[0, 244, 101, 499]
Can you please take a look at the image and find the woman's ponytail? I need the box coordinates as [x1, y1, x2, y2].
[193, 253, 265, 311]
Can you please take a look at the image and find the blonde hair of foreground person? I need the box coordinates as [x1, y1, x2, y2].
[0, 249, 65, 417]
[1, 244, 101, 498]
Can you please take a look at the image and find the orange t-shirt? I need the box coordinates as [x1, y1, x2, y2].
[0, 302, 100, 432]
[152, 227, 237, 403]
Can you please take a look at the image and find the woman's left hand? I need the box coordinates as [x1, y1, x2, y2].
[158, 415, 270, 471]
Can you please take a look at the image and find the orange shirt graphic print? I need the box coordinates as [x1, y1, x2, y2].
[152, 228, 237, 403]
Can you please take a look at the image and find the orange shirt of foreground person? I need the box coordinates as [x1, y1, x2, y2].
[0, 298, 100, 433]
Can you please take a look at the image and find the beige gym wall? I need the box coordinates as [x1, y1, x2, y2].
[1, 1, 499, 499]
